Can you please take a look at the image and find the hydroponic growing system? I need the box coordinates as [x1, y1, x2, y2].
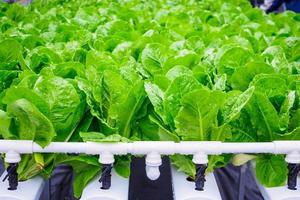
[0, 0, 300, 199]
[1, 141, 300, 199]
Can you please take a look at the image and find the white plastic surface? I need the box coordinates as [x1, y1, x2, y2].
[4, 151, 21, 163]
[130, 141, 176, 155]
[192, 153, 208, 164]
[0, 140, 33, 154]
[0, 172, 45, 200]
[146, 165, 160, 180]
[80, 170, 129, 200]
[145, 152, 162, 180]
[285, 152, 300, 164]
[99, 152, 115, 164]
[172, 167, 221, 200]
[2, 140, 300, 156]
[258, 177, 300, 200]
[178, 142, 222, 155]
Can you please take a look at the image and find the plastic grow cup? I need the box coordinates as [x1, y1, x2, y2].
[80, 170, 129, 200]
[172, 167, 222, 200]
[0, 172, 45, 200]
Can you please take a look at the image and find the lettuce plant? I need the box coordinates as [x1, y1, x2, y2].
[0, 0, 299, 197]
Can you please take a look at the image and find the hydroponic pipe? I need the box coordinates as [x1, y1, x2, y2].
[1, 140, 300, 189]
[1, 140, 300, 155]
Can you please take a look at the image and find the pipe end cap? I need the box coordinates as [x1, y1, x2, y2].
[146, 166, 160, 180]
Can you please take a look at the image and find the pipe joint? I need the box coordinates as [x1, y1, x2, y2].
[145, 152, 162, 180]
[192, 153, 208, 164]
[5, 151, 21, 164]
[285, 151, 300, 164]
[274, 141, 300, 154]
[99, 152, 115, 164]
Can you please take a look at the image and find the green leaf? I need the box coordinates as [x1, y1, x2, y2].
[175, 89, 225, 141]
[104, 70, 146, 137]
[0, 39, 28, 70]
[223, 86, 255, 123]
[55, 155, 100, 198]
[144, 82, 165, 120]
[250, 74, 288, 101]
[164, 75, 202, 128]
[0, 110, 15, 139]
[256, 155, 287, 187]
[73, 166, 100, 199]
[213, 74, 227, 91]
[262, 46, 290, 73]
[26, 47, 61, 73]
[148, 114, 179, 141]
[231, 110, 258, 142]
[7, 99, 56, 147]
[275, 127, 300, 140]
[289, 109, 300, 131]
[114, 156, 131, 178]
[52, 62, 85, 79]
[3, 86, 50, 117]
[279, 91, 296, 131]
[0, 70, 18, 93]
[80, 132, 130, 142]
[230, 61, 274, 91]
[76, 77, 104, 120]
[171, 154, 195, 178]
[207, 155, 231, 173]
[247, 92, 281, 141]
[165, 65, 193, 81]
[215, 45, 252, 77]
[209, 124, 232, 141]
[141, 43, 168, 75]
[33, 75, 85, 141]
[18, 155, 44, 180]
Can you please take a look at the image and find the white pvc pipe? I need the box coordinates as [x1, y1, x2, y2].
[86, 142, 128, 155]
[221, 142, 275, 154]
[32, 142, 86, 153]
[274, 141, 300, 154]
[0, 140, 33, 154]
[2, 140, 300, 181]
[130, 141, 176, 155]
[1, 140, 300, 155]
[177, 141, 223, 154]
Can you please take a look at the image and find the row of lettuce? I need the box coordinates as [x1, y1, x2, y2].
[0, 0, 299, 197]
